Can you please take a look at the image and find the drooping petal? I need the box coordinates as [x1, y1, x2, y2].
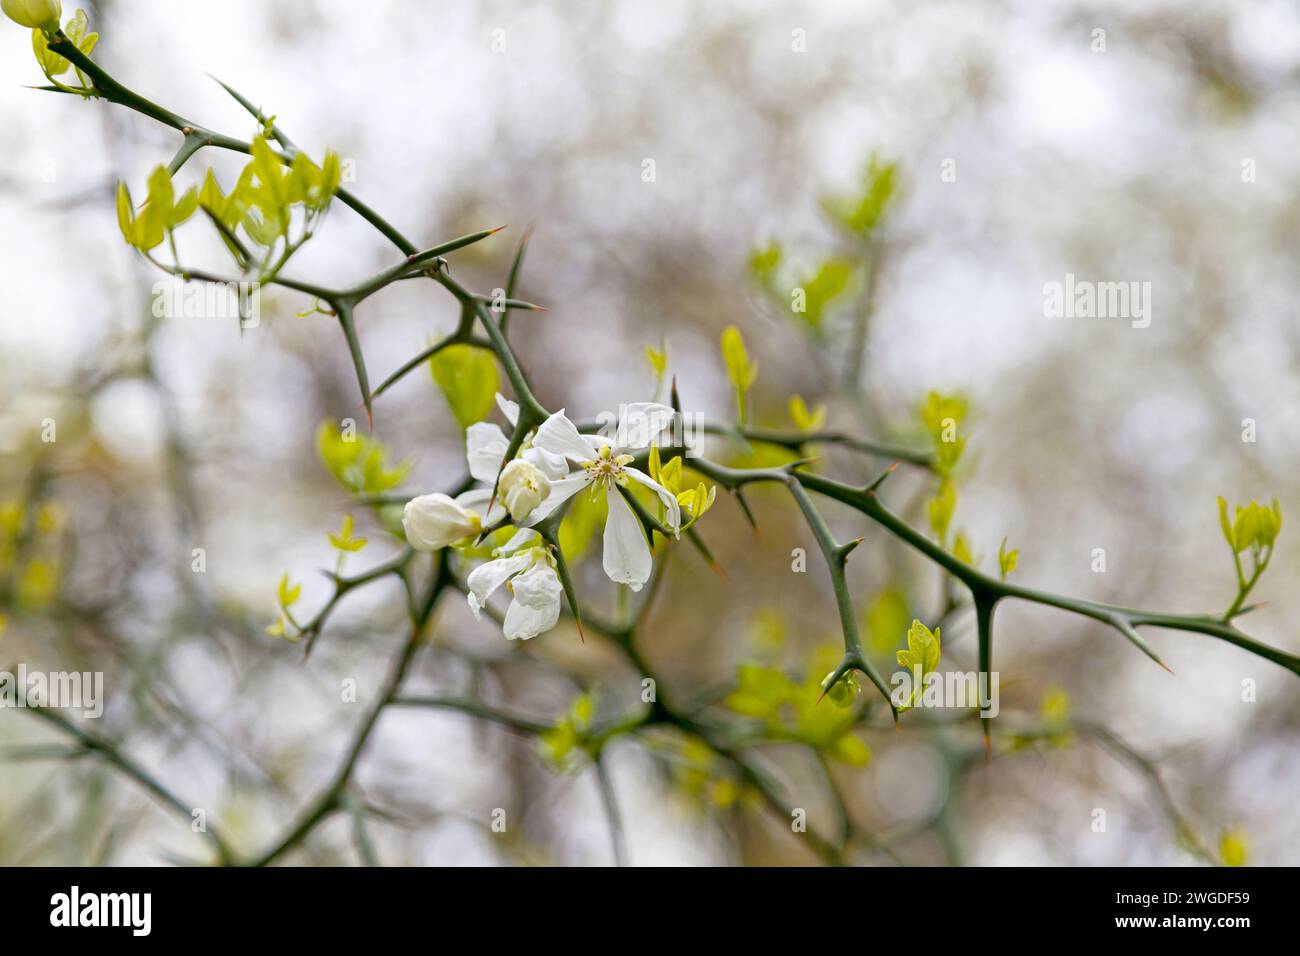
[625, 466, 681, 531]
[466, 421, 510, 484]
[525, 473, 593, 525]
[502, 562, 563, 640]
[602, 486, 652, 590]
[532, 410, 600, 463]
[465, 552, 532, 619]
[615, 402, 675, 449]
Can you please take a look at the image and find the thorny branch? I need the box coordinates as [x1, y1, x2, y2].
[4, 16, 1293, 866]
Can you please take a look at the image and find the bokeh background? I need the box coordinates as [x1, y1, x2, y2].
[2, 0, 1299, 865]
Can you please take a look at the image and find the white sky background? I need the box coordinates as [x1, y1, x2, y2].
[2, 0, 1300, 864]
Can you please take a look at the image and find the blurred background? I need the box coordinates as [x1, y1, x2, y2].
[2, 0, 1299, 865]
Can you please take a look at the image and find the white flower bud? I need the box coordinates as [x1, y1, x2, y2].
[402, 493, 480, 551]
[3, 0, 61, 30]
[498, 459, 550, 523]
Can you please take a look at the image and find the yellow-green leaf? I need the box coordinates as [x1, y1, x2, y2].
[828, 732, 871, 767]
[429, 344, 499, 431]
[998, 536, 1018, 580]
[277, 572, 301, 608]
[789, 394, 827, 432]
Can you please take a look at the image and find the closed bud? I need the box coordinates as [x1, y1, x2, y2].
[402, 493, 480, 551]
[498, 458, 549, 523]
[3, 0, 61, 30]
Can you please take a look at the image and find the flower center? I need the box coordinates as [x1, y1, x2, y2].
[581, 445, 634, 488]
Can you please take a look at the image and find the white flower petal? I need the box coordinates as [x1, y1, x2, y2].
[533, 410, 600, 463]
[525, 473, 592, 525]
[499, 458, 550, 523]
[625, 466, 681, 531]
[523, 445, 571, 481]
[495, 392, 520, 427]
[466, 421, 510, 484]
[502, 563, 563, 640]
[616, 402, 675, 449]
[455, 487, 506, 526]
[496, 528, 540, 554]
[602, 486, 652, 590]
[465, 552, 532, 619]
[403, 493, 479, 551]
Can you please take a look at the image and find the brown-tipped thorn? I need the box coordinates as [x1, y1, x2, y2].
[865, 461, 900, 494]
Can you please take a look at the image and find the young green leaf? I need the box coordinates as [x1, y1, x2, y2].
[429, 344, 499, 430]
[896, 619, 941, 712]
[998, 536, 1018, 580]
[277, 572, 301, 608]
[927, 479, 957, 544]
[788, 394, 827, 432]
[720, 325, 758, 423]
[328, 514, 367, 552]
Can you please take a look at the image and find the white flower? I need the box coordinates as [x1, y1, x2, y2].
[528, 404, 680, 591]
[466, 529, 563, 640]
[466, 393, 569, 485]
[499, 458, 549, 523]
[402, 492, 484, 551]
[3, 0, 61, 30]
[403, 395, 564, 551]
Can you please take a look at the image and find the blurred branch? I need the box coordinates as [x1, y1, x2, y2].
[17, 705, 236, 865]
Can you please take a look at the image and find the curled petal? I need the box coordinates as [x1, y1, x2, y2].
[503, 562, 563, 640]
[603, 486, 652, 590]
[466, 552, 532, 619]
[625, 466, 681, 531]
